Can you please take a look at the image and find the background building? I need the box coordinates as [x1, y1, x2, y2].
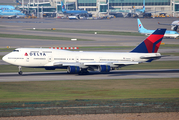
[5, 0, 179, 17]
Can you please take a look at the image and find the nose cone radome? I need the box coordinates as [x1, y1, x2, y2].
[2, 55, 8, 62]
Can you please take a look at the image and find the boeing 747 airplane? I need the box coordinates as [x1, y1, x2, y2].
[138, 19, 179, 38]
[3, 28, 166, 75]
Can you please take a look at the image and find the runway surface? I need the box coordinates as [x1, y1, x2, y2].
[0, 17, 176, 31]
[0, 69, 179, 82]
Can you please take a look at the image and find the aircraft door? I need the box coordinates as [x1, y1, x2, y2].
[48, 53, 53, 62]
[48, 55, 52, 62]
[76, 57, 79, 63]
[26, 58, 29, 62]
[24, 52, 29, 62]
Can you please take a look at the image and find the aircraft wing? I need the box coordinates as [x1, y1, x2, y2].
[53, 62, 78, 66]
[53, 61, 139, 67]
[53, 62, 109, 66]
[84, 62, 139, 66]
[113, 61, 139, 65]
[158, 22, 178, 26]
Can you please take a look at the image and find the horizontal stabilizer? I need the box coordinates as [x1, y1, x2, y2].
[140, 56, 161, 59]
[140, 55, 169, 59]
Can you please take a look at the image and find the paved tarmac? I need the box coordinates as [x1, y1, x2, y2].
[0, 69, 179, 82]
[0, 17, 179, 81]
[0, 17, 177, 31]
[0, 17, 179, 48]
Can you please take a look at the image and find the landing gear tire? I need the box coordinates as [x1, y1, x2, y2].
[78, 69, 89, 75]
[18, 71, 23, 75]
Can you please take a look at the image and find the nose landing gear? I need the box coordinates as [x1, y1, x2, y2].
[18, 66, 23, 75]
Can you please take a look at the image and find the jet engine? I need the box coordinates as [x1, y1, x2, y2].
[67, 66, 80, 73]
[98, 65, 110, 72]
[171, 25, 178, 31]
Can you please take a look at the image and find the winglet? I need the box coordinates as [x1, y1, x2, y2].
[131, 28, 166, 53]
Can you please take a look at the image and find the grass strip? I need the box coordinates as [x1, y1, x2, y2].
[0, 61, 178, 73]
[29, 29, 144, 36]
[161, 52, 179, 56]
[0, 78, 178, 102]
[0, 48, 15, 52]
[0, 33, 92, 41]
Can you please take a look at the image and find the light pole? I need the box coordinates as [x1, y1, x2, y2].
[121, 0, 124, 10]
[108, 0, 109, 16]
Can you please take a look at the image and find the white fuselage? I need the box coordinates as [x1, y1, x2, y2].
[140, 30, 179, 38]
[144, 33, 179, 38]
[2, 48, 161, 69]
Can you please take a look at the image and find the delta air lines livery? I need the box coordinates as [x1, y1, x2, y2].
[3, 28, 166, 75]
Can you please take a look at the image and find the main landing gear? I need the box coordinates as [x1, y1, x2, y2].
[18, 66, 23, 75]
[78, 69, 89, 75]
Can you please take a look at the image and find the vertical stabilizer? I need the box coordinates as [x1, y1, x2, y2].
[137, 18, 147, 32]
[16, 0, 22, 5]
[131, 28, 166, 53]
[143, 0, 145, 11]
[61, 1, 66, 12]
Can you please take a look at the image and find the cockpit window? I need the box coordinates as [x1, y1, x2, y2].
[13, 50, 19, 52]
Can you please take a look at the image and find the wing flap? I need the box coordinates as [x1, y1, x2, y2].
[53, 62, 79, 66]
[113, 61, 139, 65]
[84, 62, 108, 66]
[84, 62, 139, 66]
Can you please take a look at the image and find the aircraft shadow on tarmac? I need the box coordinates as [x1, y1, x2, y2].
[0, 69, 179, 77]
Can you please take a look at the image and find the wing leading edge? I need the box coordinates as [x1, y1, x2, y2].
[52, 61, 139, 67]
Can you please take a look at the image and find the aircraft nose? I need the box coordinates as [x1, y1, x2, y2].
[2, 55, 8, 62]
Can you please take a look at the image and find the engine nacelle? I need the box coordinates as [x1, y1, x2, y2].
[67, 66, 80, 73]
[98, 65, 110, 72]
[171, 25, 178, 31]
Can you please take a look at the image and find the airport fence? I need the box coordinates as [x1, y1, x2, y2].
[0, 98, 179, 117]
